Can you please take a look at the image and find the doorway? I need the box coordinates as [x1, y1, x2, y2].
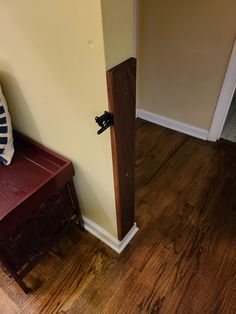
[221, 90, 236, 142]
[208, 39, 236, 142]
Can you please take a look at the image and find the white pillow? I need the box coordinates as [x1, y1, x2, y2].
[0, 85, 14, 165]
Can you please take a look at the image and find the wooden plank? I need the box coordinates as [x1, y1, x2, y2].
[106, 58, 136, 240]
[135, 120, 188, 190]
[0, 288, 19, 314]
[135, 117, 146, 130]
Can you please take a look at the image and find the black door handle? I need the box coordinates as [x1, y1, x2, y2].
[95, 111, 114, 135]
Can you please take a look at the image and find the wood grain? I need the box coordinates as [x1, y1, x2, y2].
[107, 58, 136, 240]
[0, 119, 236, 313]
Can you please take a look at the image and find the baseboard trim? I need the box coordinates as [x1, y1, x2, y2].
[82, 216, 139, 254]
[137, 109, 208, 140]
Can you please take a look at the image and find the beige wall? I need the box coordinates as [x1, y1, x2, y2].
[137, 0, 236, 130]
[0, 1, 118, 237]
[101, 0, 134, 69]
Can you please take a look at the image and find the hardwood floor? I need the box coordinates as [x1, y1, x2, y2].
[1, 118, 236, 314]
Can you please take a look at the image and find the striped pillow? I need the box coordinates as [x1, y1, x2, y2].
[0, 85, 14, 165]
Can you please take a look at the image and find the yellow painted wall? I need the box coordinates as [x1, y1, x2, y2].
[0, 1, 118, 237]
[101, 0, 134, 69]
[137, 0, 236, 130]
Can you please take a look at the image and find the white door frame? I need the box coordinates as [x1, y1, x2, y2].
[208, 39, 236, 141]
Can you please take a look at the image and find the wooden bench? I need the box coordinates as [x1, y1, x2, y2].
[0, 132, 83, 293]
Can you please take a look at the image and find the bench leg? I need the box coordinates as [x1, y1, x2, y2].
[66, 180, 84, 231]
[0, 255, 29, 294]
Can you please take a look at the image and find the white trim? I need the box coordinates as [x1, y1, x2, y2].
[82, 216, 139, 254]
[208, 39, 236, 142]
[137, 109, 208, 140]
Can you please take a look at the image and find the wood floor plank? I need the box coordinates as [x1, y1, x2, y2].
[18, 234, 109, 313]
[135, 120, 165, 167]
[135, 117, 147, 130]
[1, 118, 236, 314]
[0, 289, 19, 314]
[0, 226, 85, 309]
[135, 127, 188, 190]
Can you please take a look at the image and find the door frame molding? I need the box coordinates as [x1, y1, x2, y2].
[208, 39, 236, 141]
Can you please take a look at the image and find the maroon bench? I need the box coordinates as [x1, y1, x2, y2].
[0, 132, 83, 293]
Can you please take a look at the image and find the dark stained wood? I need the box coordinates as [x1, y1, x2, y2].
[0, 133, 82, 293]
[1, 119, 236, 313]
[107, 58, 136, 240]
[135, 124, 188, 190]
[135, 117, 146, 130]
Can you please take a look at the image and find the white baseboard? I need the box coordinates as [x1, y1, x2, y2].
[136, 109, 208, 140]
[82, 216, 139, 254]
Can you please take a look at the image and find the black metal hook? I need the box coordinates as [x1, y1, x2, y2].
[95, 111, 114, 135]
